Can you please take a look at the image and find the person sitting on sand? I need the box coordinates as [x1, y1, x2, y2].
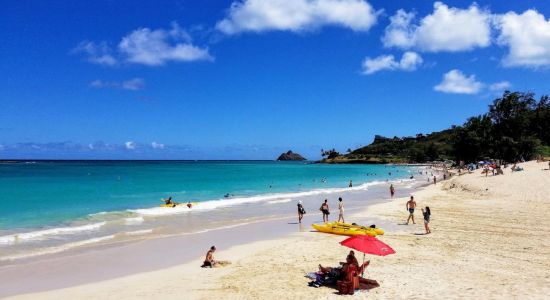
[317, 255, 355, 281]
[406, 196, 416, 225]
[348, 250, 359, 268]
[320, 199, 330, 223]
[422, 207, 431, 234]
[201, 246, 216, 268]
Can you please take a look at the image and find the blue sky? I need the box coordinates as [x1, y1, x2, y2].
[1, 0, 549, 159]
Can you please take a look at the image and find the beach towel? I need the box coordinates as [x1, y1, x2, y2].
[305, 272, 317, 280]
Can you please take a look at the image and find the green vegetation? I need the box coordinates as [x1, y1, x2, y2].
[323, 91, 550, 164]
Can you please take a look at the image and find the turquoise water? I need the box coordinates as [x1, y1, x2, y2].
[0, 161, 412, 230]
[0, 160, 423, 262]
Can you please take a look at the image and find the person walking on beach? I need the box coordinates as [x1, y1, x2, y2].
[337, 197, 345, 223]
[201, 246, 216, 268]
[320, 199, 330, 223]
[348, 180, 353, 188]
[406, 196, 416, 225]
[433, 176, 437, 185]
[389, 184, 395, 198]
[297, 200, 306, 223]
[422, 207, 431, 234]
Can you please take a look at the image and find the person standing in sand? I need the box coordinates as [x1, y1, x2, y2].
[337, 197, 345, 223]
[320, 199, 330, 223]
[406, 196, 416, 225]
[433, 176, 437, 185]
[422, 207, 431, 234]
[297, 200, 306, 223]
[390, 184, 395, 198]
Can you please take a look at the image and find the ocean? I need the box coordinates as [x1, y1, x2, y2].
[0, 160, 421, 263]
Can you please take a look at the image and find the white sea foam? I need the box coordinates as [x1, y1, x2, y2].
[129, 181, 386, 217]
[0, 235, 115, 261]
[0, 222, 106, 245]
[124, 217, 144, 225]
[267, 198, 292, 204]
[124, 229, 153, 236]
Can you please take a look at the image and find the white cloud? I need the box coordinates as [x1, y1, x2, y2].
[72, 41, 118, 66]
[361, 51, 422, 74]
[495, 9, 550, 68]
[489, 81, 511, 92]
[434, 69, 483, 94]
[90, 78, 145, 91]
[151, 142, 165, 149]
[383, 2, 491, 52]
[119, 23, 212, 66]
[382, 9, 416, 49]
[216, 0, 378, 34]
[75, 23, 212, 67]
[121, 78, 145, 90]
[125, 141, 136, 150]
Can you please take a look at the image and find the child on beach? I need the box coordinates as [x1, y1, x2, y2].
[422, 207, 431, 234]
[320, 199, 330, 223]
[337, 197, 345, 223]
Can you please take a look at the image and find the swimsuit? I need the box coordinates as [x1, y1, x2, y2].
[423, 212, 430, 223]
[408, 208, 414, 214]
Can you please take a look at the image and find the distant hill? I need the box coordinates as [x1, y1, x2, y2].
[321, 130, 454, 164]
[277, 151, 306, 161]
[321, 91, 550, 164]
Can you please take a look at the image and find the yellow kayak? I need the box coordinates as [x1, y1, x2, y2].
[327, 222, 385, 236]
[160, 202, 197, 208]
[311, 223, 378, 237]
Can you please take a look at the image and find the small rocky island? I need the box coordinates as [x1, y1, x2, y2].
[277, 150, 306, 161]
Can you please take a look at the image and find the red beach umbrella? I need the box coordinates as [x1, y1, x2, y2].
[340, 235, 395, 256]
[340, 235, 395, 277]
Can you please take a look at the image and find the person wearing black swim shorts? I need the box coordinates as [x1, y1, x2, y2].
[406, 196, 416, 225]
[320, 199, 330, 223]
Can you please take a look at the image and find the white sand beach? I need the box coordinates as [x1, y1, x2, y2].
[6, 161, 550, 300]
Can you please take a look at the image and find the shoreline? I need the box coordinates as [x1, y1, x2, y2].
[7, 162, 548, 299]
[0, 175, 423, 298]
[0, 175, 419, 264]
